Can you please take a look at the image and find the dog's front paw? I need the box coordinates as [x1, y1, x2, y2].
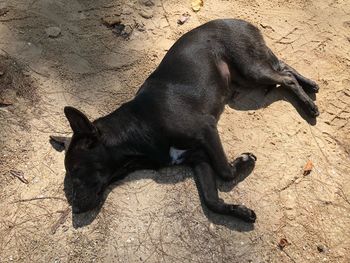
[229, 152, 257, 180]
[231, 205, 256, 223]
[239, 152, 257, 162]
[231, 152, 257, 167]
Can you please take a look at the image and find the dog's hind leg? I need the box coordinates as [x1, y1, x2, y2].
[247, 66, 319, 117]
[191, 153, 256, 223]
[279, 60, 319, 93]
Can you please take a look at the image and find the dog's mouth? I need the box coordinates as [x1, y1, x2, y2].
[72, 200, 101, 214]
[72, 191, 104, 214]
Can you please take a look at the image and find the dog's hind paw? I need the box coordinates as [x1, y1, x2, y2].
[305, 102, 319, 118]
[304, 80, 319, 93]
[310, 82, 319, 93]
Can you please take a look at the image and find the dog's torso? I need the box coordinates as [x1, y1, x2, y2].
[94, 19, 276, 165]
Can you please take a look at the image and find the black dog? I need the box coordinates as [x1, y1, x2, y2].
[62, 19, 319, 223]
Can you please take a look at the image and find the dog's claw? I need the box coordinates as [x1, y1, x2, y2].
[312, 83, 319, 93]
[308, 104, 319, 117]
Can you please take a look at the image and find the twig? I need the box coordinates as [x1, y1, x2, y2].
[308, 125, 330, 164]
[160, 0, 171, 28]
[77, 4, 116, 13]
[279, 176, 301, 191]
[275, 27, 298, 43]
[0, 15, 33, 22]
[25, 64, 50, 77]
[336, 187, 350, 206]
[51, 207, 70, 234]
[281, 249, 297, 263]
[9, 170, 29, 184]
[276, 38, 299, 45]
[260, 23, 275, 31]
[12, 196, 66, 203]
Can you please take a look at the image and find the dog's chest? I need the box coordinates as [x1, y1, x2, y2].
[169, 147, 187, 165]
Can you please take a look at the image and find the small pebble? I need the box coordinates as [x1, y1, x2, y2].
[178, 13, 190, 25]
[123, 25, 133, 36]
[209, 223, 215, 231]
[317, 244, 328, 253]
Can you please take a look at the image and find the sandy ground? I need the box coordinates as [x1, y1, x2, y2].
[0, 0, 349, 262]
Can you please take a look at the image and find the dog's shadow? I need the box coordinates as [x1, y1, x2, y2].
[60, 162, 256, 231]
[50, 86, 317, 231]
[228, 85, 317, 125]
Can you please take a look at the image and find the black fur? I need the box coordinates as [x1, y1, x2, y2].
[63, 19, 319, 223]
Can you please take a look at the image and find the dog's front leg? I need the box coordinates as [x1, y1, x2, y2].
[199, 122, 235, 181]
[194, 118, 257, 181]
[192, 157, 256, 223]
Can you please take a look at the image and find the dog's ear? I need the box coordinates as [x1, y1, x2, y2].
[49, 136, 71, 152]
[64, 106, 95, 134]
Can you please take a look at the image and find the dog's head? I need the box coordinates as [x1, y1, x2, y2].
[63, 106, 113, 214]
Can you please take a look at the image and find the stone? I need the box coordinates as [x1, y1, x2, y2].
[1, 88, 16, 104]
[209, 223, 216, 232]
[0, 7, 9, 16]
[140, 0, 154, 6]
[139, 8, 153, 19]
[123, 25, 133, 36]
[101, 16, 121, 27]
[45, 27, 61, 38]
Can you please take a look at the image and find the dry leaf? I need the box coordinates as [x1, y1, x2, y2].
[278, 238, 290, 249]
[303, 160, 313, 176]
[191, 0, 203, 12]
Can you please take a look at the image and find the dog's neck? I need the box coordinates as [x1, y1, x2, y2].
[93, 101, 164, 180]
[94, 101, 164, 161]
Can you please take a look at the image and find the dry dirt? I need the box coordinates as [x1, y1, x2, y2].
[0, 0, 349, 262]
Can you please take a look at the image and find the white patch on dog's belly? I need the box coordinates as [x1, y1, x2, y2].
[169, 147, 187, 165]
